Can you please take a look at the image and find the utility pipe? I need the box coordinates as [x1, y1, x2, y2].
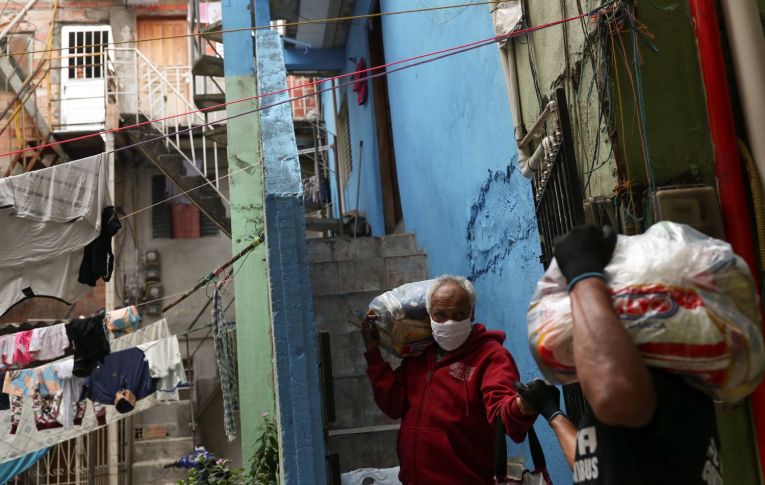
[720, 0, 765, 200]
[689, 0, 765, 476]
[490, 1, 530, 162]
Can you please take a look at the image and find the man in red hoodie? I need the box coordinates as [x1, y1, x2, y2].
[362, 275, 538, 484]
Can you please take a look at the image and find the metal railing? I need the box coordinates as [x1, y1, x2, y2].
[10, 421, 131, 485]
[107, 47, 228, 201]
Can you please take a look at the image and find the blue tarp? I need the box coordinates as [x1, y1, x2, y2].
[0, 448, 49, 484]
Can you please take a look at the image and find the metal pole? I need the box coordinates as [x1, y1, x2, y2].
[185, 335, 197, 449]
[353, 140, 363, 237]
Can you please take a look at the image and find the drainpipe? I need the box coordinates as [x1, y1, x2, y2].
[688, 0, 765, 475]
[720, 0, 765, 194]
[497, 42, 532, 168]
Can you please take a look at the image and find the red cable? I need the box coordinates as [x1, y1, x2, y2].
[689, 0, 765, 477]
[1, 7, 601, 159]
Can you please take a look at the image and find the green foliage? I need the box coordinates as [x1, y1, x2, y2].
[179, 414, 279, 484]
[179, 456, 247, 485]
[249, 413, 280, 484]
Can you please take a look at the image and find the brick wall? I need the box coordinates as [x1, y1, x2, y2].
[0, 281, 106, 323]
[287, 75, 318, 120]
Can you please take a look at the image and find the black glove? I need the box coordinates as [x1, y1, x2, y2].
[554, 224, 617, 290]
[515, 379, 564, 423]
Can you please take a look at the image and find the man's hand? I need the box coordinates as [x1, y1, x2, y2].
[361, 319, 380, 352]
[515, 380, 564, 423]
[554, 225, 617, 290]
[516, 396, 537, 416]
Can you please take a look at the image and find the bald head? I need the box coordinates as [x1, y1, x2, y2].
[425, 276, 476, 323]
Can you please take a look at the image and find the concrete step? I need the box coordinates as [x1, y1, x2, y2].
[192, 55, 224, 78]
[135, 400, 194, 439]
[132, 459, 192, 484]
[202, 125, 228, 145]
[200, 19, 222, 43]
[307, 233, 422, 263]
[194, 93, 226, 112]
[309, 254, 428, 296]
[133, 436, 195, 464]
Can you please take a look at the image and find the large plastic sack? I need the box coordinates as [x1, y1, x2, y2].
[527, 221, 765, 402]
[341, 466, 401, 485]
[368, 280, 435, 357]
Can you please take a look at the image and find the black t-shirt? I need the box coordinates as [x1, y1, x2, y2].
[573, 371, 722, 485]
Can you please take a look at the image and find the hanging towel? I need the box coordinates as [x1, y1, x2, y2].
[0, 154, 116, 316]
[138, 335, 185, 393]
[103, 305, 141, 337]
[212, 287, 238, 441]
[28, 323, 70, 362]
[352, 57, 368, 105]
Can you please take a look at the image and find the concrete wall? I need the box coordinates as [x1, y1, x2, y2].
[115, 157, 236, 460]
[320, 0, 568, 482]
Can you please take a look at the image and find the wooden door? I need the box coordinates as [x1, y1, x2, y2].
[136, 18, 188, 68]
[136, 18, 190, 115]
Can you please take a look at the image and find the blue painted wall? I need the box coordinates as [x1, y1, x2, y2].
[321, 3, 386, 234]
[320, 1, 570, 483]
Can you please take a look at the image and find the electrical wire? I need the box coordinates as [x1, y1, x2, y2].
[0, 4, 615, 225]
[115, 33, 516, 220]
[1, 1, 500, 59]
[0, 5, 605, 159]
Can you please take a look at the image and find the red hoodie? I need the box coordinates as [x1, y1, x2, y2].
[365, 323, 536, 485]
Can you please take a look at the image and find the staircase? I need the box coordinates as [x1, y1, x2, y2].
[0, 0, 69, 174]
[131, 400, 196, 484]
[308, 233, 428, 473]
[109, 47, 231, 237]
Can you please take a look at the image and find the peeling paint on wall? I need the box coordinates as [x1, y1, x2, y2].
[467, 161, 538, 280]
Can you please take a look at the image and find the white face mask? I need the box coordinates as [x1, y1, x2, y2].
[430, 317, 473, 351]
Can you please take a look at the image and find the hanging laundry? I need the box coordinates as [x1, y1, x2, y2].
[10, 331, 34, 368]
[137, 335, 185, 394]
[3, 367, 64, 434]
[0, 332, 179, 464]
[211, 286, 238, 441]
[66, 313, 110, 378]
[109, 318, 170, 351]
[51, 360, 84, 429]
[352, 57, 369, 105]
[79, 347, 157, 425]
[0, 154, 117, 317]
[78, 206, 121, 287]
[28, 324, 69, 362]
[104, 305, 141, 337]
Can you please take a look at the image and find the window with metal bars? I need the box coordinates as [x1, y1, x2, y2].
[336, 97, 352, 184]
[531, 88, 590, 425]
[66, 28, 109, 80]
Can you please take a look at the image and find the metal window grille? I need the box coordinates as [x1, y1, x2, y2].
[10, 420, 131, 484]
[531, 88, 589, 425]
[66, 29, 109, 80]
[336, 98, 352, 184]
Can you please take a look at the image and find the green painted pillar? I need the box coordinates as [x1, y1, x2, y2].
[222, 0, 274, 464]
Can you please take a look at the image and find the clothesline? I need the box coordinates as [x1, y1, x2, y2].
[1, 1, 500, 59]
[0, 3, 610, 159]
[12, 9, 610, 226]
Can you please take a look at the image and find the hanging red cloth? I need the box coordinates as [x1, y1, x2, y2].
[352, 57, 368, 105]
